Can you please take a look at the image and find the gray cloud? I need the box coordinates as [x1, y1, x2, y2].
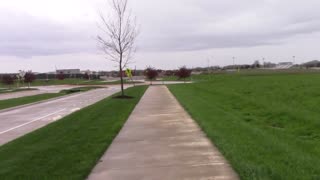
[0, 11, 96, 57]
[134, 0, 320, 51]
[1, 0, 320, 57]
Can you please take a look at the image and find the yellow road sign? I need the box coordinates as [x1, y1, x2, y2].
[125, 68, 132, 78]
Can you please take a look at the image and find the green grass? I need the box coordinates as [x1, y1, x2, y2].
[0, 87, 101, 110]
[59, 86, 103, 94]
[25, 79, 139, 86]
[0, 88, 38, 94]
[0, 79, 139, 88]
[26, 79, 105, 86]
[0, 86, 147, 179]
[0, 93, 64, 110]
[162, 68, 320, 82]
[161, 76, 191, 81]
[168, 73, 320, 180]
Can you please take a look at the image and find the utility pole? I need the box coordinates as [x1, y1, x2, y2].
[207, 58, 210, 74]
[293, 56, 296, 64]
[191, 66, 194, 82]
[233, 57, 235, 69]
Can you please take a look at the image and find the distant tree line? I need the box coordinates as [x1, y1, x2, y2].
[144, 66, 192, 84]
[1, 71, 36, 88]
[0, 73, 101, 81]
[36, 73, 100, 80]
[0, 71, 102, 89]
[302, 60, 320, 68]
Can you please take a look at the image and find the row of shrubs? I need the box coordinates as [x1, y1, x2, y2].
[1, 71, 36, 88]
[145, 66, 192, 82]
[36, 73, 100, 80]
[1, 66, 192, 87]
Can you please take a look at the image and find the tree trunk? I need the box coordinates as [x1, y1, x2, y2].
[119, 56, 124, 97]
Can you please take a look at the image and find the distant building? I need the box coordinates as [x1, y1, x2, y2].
[56, 69, 80, 75]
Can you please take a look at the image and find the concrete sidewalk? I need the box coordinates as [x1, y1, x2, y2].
[88, 86, 238, 180]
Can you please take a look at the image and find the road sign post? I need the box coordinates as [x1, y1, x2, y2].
[125, 68, 135, 86]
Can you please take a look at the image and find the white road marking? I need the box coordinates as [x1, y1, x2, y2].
[0, 108, 66, 135]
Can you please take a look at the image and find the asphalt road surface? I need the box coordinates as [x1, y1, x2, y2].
[0, 86, 123, 146]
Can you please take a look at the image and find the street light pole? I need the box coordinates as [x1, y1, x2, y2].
[232, 57, 235, 69]
[207, 58, 210, 74]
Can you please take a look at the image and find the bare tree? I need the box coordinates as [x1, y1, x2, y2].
[97, 0, 138, 97]
[24, 71, 36, 88]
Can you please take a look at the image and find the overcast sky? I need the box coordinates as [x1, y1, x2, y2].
[0, 0, 320, 73]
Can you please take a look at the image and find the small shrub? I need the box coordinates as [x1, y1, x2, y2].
[1, 75, 15, 88]
[57, 72, 65, 80]
[145, 67, 158, 85]
[61, 89, 82, 94]
[24, 71, 36, 88]
[176, 66, 192, 82]
[83, 73, 90, 80]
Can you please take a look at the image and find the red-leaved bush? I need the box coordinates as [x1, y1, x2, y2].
[24, 71, 36, 88]
[83, 73, 90, 80]
[145, 67, 158, 85]
[57, 72, 65, 80]
[176, 66, 192, 82]
[1, 75, 14, 87]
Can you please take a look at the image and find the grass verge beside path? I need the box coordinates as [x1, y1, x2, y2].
[168, 74, 320, 180]
[0, 86, 147, 179]
[0, 86, 101, 110]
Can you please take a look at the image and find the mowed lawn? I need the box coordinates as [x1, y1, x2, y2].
[0, 88, 37, 94]
[0, 79, 135, 88]
[14, 78, 139, 87]
[0, 86, 102, 110]
[168, 73, 320, 180]
[0, 86, 147, 179]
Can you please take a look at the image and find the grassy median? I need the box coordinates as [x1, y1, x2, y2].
[21, 79, 140, 86]
[0, 88, 38, 94]
[0, 86, 147, 179]
[0, 86, 102, 110]
[168, 74, 320, 180]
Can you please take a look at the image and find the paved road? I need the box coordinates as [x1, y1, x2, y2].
[88, 86, 238, 180]
[0, 85, 82, 100]
[0, 86, 123, 146]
